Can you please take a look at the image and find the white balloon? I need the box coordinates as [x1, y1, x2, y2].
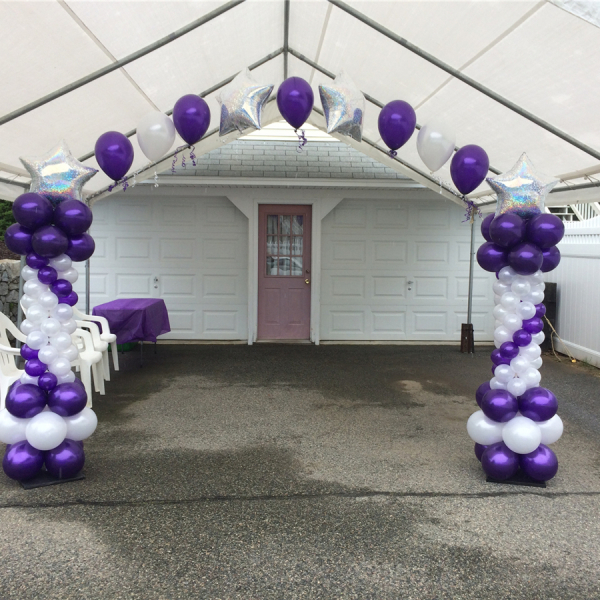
[21, 294, 36, 309]
[0, 409, 29, 444]
[502, 416, 542, 454]
[524, 290, 544, 304]
[531, 331, 545, 345]
[511, 278, 531, 297]
[23, 279, 47, 299]
[538, 414, 563, 445]
[50, 331, 72, 351]
[39, 291, 59, 310]
[40, 317, 61, 337]
[60, 344, 79, 362]
[51, 304, 74, 323]
[493, 295, 502, 305]
[49, 254, 72, 271]
[530, 357, 543, 370]
[521, 367, 542, 388]
[38, 344, 59, 365]
[493, 281, 511, 296]
[21, 266, 38, 281]
[490, 377, 508, 390]
[494, 319, 503, 329]
[494, 364, 515, 383]
[56, 371, 76, 385]
[529, 270, 544, 285]
[520, 343, 541, 361]
[503, 313, 523, 332]
[467, 410, 505, 445]
[531, 282, 545, 293]
[26, 330, 48, 350]
[20, 373, 39, 386]
[498, 266, 517, 284]
[20, 319, 35, 335]
[507, 378, 527, 398]
[494, 326, 513, 346]
[493, 305, 508, 321]
[415, 119, 455, 172]
[64, 407, 97, 441]
[510, 355, 531, 374]
[516, 301, 536, 321]
[26, 411, 67, 451]
[61, 319, 77, 334]
[48, 357, 72, 377]
[501, 292, 520, 310]
[60, 267, 79, 284]
[137, 111, 176, 162]
[26, 304, 48, 325]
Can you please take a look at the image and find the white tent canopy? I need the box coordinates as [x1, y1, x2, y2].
[1, 0, 600, 209]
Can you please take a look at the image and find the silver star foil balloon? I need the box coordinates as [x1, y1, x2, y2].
[487, 153, 558, 219]
[217, 68, 274, 136]
[319, 71, 365, 142]
[20, 140, 97, 204]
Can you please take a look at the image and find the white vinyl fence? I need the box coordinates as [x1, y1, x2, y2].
[545, 215, 600, 367]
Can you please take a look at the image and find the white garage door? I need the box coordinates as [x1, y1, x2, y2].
[74, 193, 248, 340]
[320, 198, 495, 341]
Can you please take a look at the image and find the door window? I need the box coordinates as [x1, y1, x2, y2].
[266, 214, 304, 276]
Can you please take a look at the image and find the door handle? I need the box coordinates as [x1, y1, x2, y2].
[305, 279, 310, 284]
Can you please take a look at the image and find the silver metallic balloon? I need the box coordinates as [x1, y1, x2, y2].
[20, 140, 97, 204]
[217, 68, 274, 136]
[319, 71, 365, 142]
[487, 153, 558, 219]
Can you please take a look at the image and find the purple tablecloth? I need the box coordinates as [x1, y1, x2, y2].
[92, 299, 171, 345]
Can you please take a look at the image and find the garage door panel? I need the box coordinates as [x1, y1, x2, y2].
[158, 238, 196, 261]
[373, 240, 407, 264]
[373, 206, 408, 229]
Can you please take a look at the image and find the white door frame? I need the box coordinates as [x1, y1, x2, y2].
[226, 190, 344, 345]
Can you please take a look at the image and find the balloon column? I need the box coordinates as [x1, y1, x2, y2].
[468, 154, 563, 483]
[2, 152, 99, 481]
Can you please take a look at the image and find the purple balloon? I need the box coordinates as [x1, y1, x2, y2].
[522, 316, 544, 334]
[489, 214, 525, 248]
[508, 242, 543, 275]
[173, 95, 211, 145]
[481, 389, 518, 423]
[491, 348, 511, 367]
[31, 225, 69, 258]
[541, 246, 561, 272]
[12, 193, 53, 230]
[37, 265, 58, 285]
[377, 100, 417, 152]
[54, 199, 92, 237]
[3, 441, 45, 481]
[519, 387, 558, 422]
[5, 382, 46, 418]
[520, 444, 558, 482]
[535, 303, 546, 319]
[276, 77, 314, 130]
[47, 380, 87, 417]
[513, 329, 532, 347]
[95, 131, 134, 181]
[20, 344, 39, 360]
[26, 252, 49, 269]
[476, 242, 508, 272]
[25, 358, 47, 377]
[4, 224, 33, 255]
[481, 213, 494, 242]
[50, 279, 72, 298]
[499, 342, 519, 360]
[475, 381, 491, 407]
[59, 291, 79, 307]
[38, 372, 58, 392]
[474, 443, 489, 461]
[481, 442, 519, 480]
[450, 145, 490, 195]
[526, 214, 564, 249]
[45, 439, 85, 479]
[66, 233, 95, 262]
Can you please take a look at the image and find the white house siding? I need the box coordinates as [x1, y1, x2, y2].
[320, 198, 495, 341]
[74, 193, 248, 340]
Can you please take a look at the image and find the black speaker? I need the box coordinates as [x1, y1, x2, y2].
[541, 282, 557, 352]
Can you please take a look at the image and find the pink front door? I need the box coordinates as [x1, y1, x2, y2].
[257, 205, 312, 340]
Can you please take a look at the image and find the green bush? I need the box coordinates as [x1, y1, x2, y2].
[0, 200, 15, 239]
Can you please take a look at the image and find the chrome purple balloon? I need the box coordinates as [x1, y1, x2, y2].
[20, 344, 39, 360]
[481, 442, 519, 480]
[277, 77, 314, 130]
[474, 443, 489, 461]
[491, 348, 511, 366]
[512, 329, 532, 347]
[377, 100, 417, 152]
[25, 358, 47, 377]
[535, 303, 546, 319]
[59, 291, 79, 306]
[4, 224, 33, 255]
[173, 95, 211, 145]
[489, 214, 525, 248]
[12, 193, 53, 230]
[476, 242, 508, 272]
[499, 341, 519, 360]
[541, 246, 561, 272]
[508, 242, 543, 275]
[526, 214, 564, 249]
[475, 381, 491, 407]
[520, 444, 558, 482]
[38, 372, 58, 392]
[45, 439, 85, 479]
[481, 213, 494, 242]
[450, 144, 490, 195]
[5, 382, 46, 418]
[54, 199, 92, 237]
[26, 252, 49, 269]
[47, 380, 87, 417]
[481, 389, 518, 423]
[50, 279, 72, 298]
[95, 131, 134, 181]
[31, 225, 69, 258]
[37, 265, 58, 285]
[2, 441, 45, 481]
[66, 233, 95, 262]
[519, 387, 558, 422]
[522, 317, 544, 334]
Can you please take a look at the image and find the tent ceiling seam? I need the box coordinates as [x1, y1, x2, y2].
[309, 3, 333, 86]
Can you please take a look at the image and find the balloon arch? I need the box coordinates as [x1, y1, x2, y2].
[0, 70, 562, 484]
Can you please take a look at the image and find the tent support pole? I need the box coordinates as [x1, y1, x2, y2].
[283, 0, 290, 79]
[328, 0, 600, 163]
[465, 217, 476, 355]
[85, 259, 90, 315]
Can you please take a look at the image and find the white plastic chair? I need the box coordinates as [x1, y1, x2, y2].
[75, 319, 110, 381]
[0, 313, 24, 408]
[72, 327, 105, 403]
[73, 307, 119, 373]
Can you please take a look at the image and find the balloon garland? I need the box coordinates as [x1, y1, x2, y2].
[468, 153, 564, 483]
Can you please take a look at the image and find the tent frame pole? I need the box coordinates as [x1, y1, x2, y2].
[283, 0, 290, 79]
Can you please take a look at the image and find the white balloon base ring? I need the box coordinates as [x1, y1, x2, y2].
[486, 470, 546, 488]
[19, 469, 85, 490]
